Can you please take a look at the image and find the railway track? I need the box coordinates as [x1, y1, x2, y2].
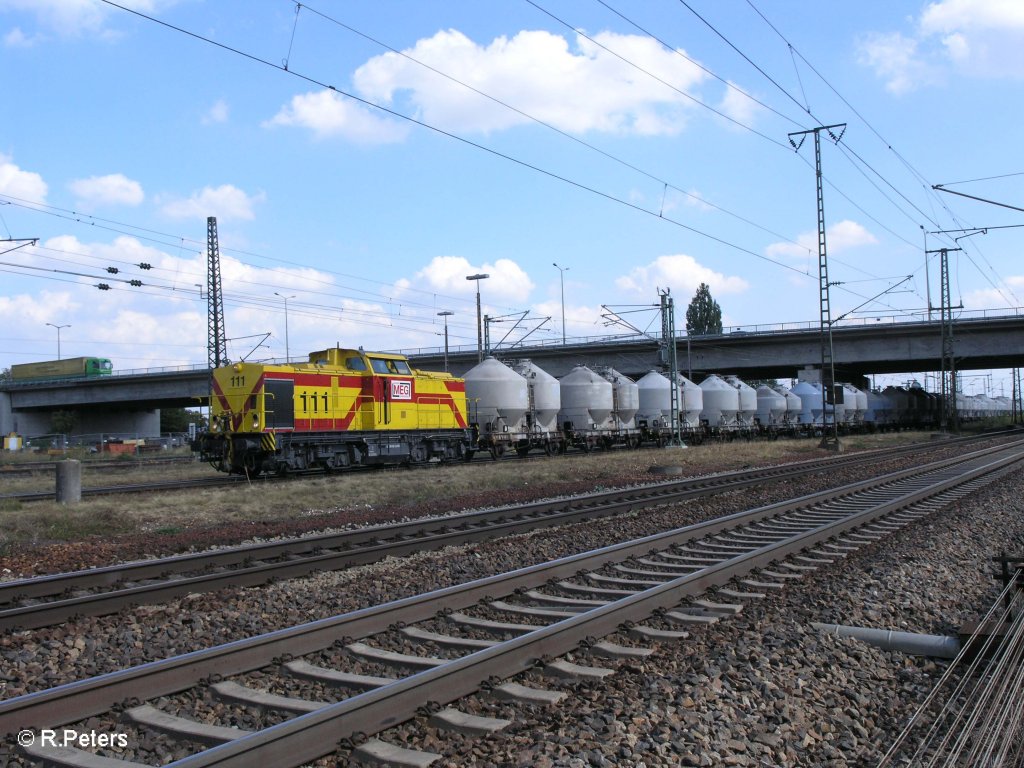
[0, 455, 196, 478]
[0, 431, 987, 503]
[0, 475, 247, 503]
[4, 439, 1022, 767]
[0, 435, 1003, 632]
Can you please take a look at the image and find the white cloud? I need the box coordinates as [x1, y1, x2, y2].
[159, 184, 264, 221]
[353, 28, 708, 136]
[920, 0, 1024, 34]
[858, 0, 1024, 90]
[0, 153, 47, 201]
[202, 99, 229, 125]
[615, 254, 749, 297]
[4, 26, 30, 47]
[827, 220, 879, 251]
[69, 173, 144, 209]
[266, 90, 409, 144]
[532, 298, 604, 338]
[396, 255, 534, 303]
[856, 31, 932, 94]
[963, 274, 1024, 309]
[0, 0, 176, 41]
[920, 0, 1024, 76]
[766, 220, 876, 260]
[0, 289, 78, 329]
[716, 81, 762, 126]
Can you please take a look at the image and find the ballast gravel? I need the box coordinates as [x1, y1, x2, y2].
[2, 439, 1023, 766]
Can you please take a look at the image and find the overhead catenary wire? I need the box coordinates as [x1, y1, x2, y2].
[548, 0, 952, 307]
[10, 0, 1012, 366]
[94, 0, 829, 286]
[92, 0, 930, 322]
[303, 0, 813, 257]
[0, 193, 492, 316]
[740, 0, 1020, 305]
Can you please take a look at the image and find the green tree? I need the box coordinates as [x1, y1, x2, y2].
[161, 408, 207, 433]
[0, 367, 10, 381]
[51, 410, 78, 435]
[685, 282, 723, 335]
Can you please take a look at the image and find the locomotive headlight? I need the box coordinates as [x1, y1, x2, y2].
[252, 413, 259, 428]
[233, 363, 243, 372]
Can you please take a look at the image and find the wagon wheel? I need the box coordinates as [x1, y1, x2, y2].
[543, 441, 555, 456]
[516, 445, 531, 458]
[489, 444, 506, 461]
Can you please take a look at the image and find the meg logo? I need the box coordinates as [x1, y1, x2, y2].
[390, 379, 413, 400]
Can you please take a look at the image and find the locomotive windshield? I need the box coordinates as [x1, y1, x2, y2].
[369, 357, 412, 375]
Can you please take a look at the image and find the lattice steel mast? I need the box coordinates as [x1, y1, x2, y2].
[938, 247, 959, 431]
[788, 123, 846, 450]
[206, 216, 227, 369]
[659, 289, 684, 447]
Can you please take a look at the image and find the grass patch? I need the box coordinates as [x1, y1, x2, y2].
[2, 503, 138, 547]
[0, 432, 936, 548]
[152, 525, 183, 536]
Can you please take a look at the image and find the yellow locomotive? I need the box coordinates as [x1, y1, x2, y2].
[198, 346, 471, 475]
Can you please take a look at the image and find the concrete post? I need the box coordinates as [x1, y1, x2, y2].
[56, 459, 82, 504]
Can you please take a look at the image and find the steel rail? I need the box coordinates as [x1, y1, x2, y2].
[0, 434, 997, 605]
[0, 431, 1006, 504]
[3, 442, 1021, 742]
[165, 448, 1024, 768]
[0, 436, 1002, 631]
[0, 475, 246, 502]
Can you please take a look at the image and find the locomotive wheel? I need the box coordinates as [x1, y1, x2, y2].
[243, 453, 262, 478]
[463, 450, 475, 462]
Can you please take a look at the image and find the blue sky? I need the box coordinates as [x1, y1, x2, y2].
[1, 0, 1021, 395]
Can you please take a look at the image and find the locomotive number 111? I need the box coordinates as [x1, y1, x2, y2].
[299, 392, 330, 413]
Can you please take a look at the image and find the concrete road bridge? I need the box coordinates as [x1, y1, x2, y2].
[408, 310, 1024, 382]
[2, 309, 1022, 438]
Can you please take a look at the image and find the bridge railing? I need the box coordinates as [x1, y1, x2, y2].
[401, 306, 1024, 359]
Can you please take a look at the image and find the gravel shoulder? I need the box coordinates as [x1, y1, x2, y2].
[2, 436, 1020, 766]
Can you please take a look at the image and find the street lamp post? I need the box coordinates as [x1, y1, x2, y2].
[465, 273, 489, 362]
[274, 293, 295, 361]
[46, 323, 70, 360]
[553, 262, 569, 344]
[437, 311, 454, 372]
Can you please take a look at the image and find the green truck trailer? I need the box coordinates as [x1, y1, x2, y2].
[10, 357, 113, 381]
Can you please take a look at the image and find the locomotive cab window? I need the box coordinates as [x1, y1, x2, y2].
[346, 357, 367, 371]
[370, 358, 393, 374]
[393, 360, 412, 375]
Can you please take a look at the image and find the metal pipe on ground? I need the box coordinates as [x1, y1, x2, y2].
[811, 622, 961, 659]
